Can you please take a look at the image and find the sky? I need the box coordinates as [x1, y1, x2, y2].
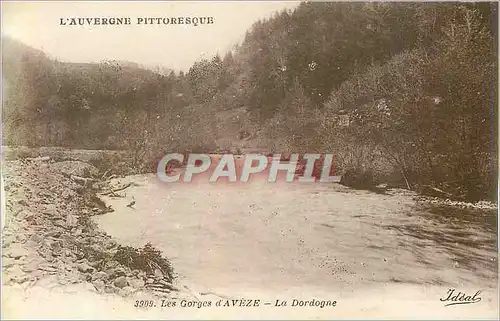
[2, 1, 300, 71]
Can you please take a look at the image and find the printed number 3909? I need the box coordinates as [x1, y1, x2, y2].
[135, 300, 155, 308]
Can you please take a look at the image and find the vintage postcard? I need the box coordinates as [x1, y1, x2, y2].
[1, 1, 498, 319]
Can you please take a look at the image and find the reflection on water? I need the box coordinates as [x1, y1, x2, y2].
[383, 204, 497, 282]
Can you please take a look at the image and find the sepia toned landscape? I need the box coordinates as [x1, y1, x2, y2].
[1, 1, 498, 319]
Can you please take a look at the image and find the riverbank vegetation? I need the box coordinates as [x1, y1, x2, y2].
[2, 2, 497, 201]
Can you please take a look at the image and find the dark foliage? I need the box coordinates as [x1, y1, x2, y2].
[2, 2, 497, 200]
[113, 242, 174, 282]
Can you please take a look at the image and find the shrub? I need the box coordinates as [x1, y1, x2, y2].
[113, 242, 174, 282]
[341, 167, 375, 189]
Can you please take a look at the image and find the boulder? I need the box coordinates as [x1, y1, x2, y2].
[65, 215, 78, 228]
[91, 271, 108, 281]
[128, 278, 145, 289]
[92, 279, 105, 293]
[113, 276, 129, 288]
[77, 262, 94, 273]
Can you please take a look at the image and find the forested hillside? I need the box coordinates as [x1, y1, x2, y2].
[2, 2, 497, 200]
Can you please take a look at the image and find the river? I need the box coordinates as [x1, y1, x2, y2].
[94, 169, 498, 319]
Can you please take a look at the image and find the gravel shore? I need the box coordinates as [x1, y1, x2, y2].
[2, 158, 184, 301]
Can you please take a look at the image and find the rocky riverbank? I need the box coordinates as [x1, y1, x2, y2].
[2, 157, 180, 298]
[412, 192, 497, 211]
